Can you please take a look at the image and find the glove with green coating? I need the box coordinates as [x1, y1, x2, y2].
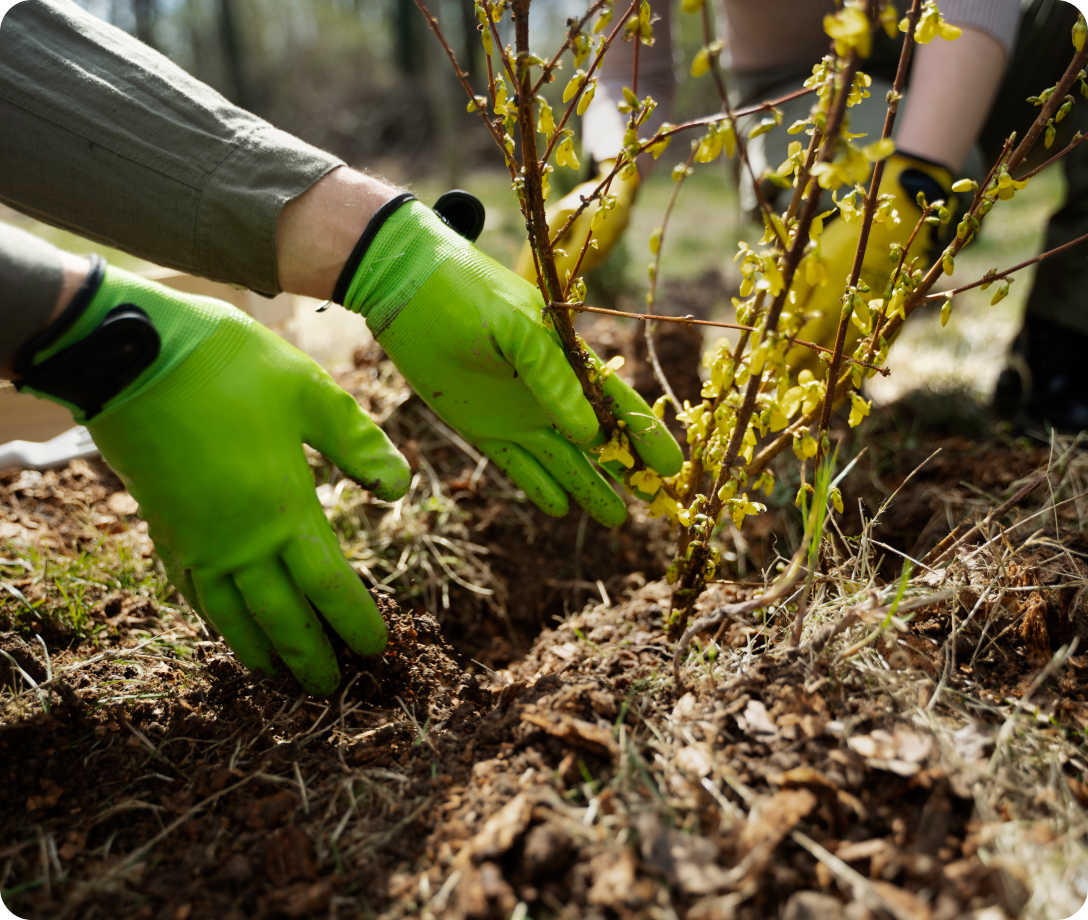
[14, 259, 410, 696]
[334, 193, 684, 527]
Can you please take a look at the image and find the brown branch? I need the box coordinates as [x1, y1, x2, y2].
[672, 544, 808, 687]
[922, 470, 1049, 567]
[565, 303, 889, 373]
[563, 167, 618, 294]
[794, 39, 1088, 476]
[1008, 49, 1088, 172]
[817, 0, 914, 443]
[531, 0, 612, 96]
[897, 47, 1088, 325]
[411, 0, 509, 154]
[480, 0, 519, 86]
[862, 203, 933, 363]
[644, 144, 697, 409]
[786, 126, 825, 224]
[507, 0, 617, 437]
[668, 48, 861, 631]
[922, 228, 1088, 303]
[510, 0, 614, 433]
[701, 3, 727, 108]
[1017, 130, 1088, 183]
[540, 0, 640, 168]
[547, 89, 816, 248]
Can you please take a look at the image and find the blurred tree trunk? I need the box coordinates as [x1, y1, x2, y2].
[218, 0, 253, 111]
[394, 0, 423, 75]
[459, 0, 479, 86]
[133, 0, 157, 49]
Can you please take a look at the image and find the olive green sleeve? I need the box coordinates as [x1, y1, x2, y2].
[0, 221, 64, 368]
[0, 0, 343, 298]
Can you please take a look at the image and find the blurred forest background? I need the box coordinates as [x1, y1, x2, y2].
[29, 0, 1069, 403]
[67, 0, 718, 183]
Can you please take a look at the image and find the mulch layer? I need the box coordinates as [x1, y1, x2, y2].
[3, 388, 1088, 918]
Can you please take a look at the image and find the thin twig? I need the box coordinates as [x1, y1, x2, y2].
[818, 0, 918, 445]
[540, 0, 640, 167]
[531, 0, 612, 96]
[564, 302, 890, 374]
[642, 147, 694, 409]
[921, 228, 1088, 302]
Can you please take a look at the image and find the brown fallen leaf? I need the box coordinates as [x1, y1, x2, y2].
[269, 880, 332, 918]
[638, 811, 736, 895]
[847, 728, 932, 776]
[106, 491, 139, 515]
[520, 706, 618, 756]
[738, 789, 817, 858]
[736, 699, 778, 737]
[467, 791, 536, 861]
[588, 848, 642, 905]
[675, 744, 714, 779]
[835, 838, 890, 863]
[779, 766, 839, 793]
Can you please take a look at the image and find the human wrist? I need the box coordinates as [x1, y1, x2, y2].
[275, 167, 403, 299]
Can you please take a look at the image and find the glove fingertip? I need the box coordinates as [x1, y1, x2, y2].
[357, 453, 411, 502]
[588, 496, 628, 528]
[552, 402, 600, 446]
[637, 434, 684, 477]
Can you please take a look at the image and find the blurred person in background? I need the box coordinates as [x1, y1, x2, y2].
[547, 0, 1088, 432]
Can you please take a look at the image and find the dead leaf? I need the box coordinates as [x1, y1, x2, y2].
[835, 838, 889, 862]
[269, 881, 332, 918]
[468, 792, 535, 861]
[870, 880, 931, 920]
[736, 700, 777, 737]
[675, 744, 713, 778]
[588, 848, 642, 905]
[106, 492, 139, 515]
[779, 767, 838, 793]
[264, 824, 318, 886]
[738, 789, 817, 858]
[847, 729, 932, 776]
[671, 692, 699, 721]
[952, 723, 995, 764]
[638, 811, 735, 895]
[781, 891, 846, 920]
[26, 780, 64, 812]
[520, 707, 617, 756]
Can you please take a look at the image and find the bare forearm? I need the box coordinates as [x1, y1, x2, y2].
[274, 168, 400, 300]
[897, 26, 1007, 171]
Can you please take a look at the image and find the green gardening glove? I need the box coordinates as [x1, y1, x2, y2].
[334, 194, 684, 527]
[14, 259, 410, 696]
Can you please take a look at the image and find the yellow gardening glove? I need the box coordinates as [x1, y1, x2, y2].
[784, 153, 953, 378]
[515, 161, 639, 286]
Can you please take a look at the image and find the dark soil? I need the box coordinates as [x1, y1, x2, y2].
[4, 347, 1088, 919]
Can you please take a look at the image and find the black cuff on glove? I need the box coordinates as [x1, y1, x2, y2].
[330, 190, 487, 305]
[331, 193, 417, 305]
[13, 257, 161, 419]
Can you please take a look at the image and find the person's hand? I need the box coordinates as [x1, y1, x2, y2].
[15, 260, 410, 696]
[337, 195, 683, 527]
[514, 162, 639, 284]
[784, 153, 953, 377]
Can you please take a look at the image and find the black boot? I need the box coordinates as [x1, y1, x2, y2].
[995, 316, 1088, 433]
